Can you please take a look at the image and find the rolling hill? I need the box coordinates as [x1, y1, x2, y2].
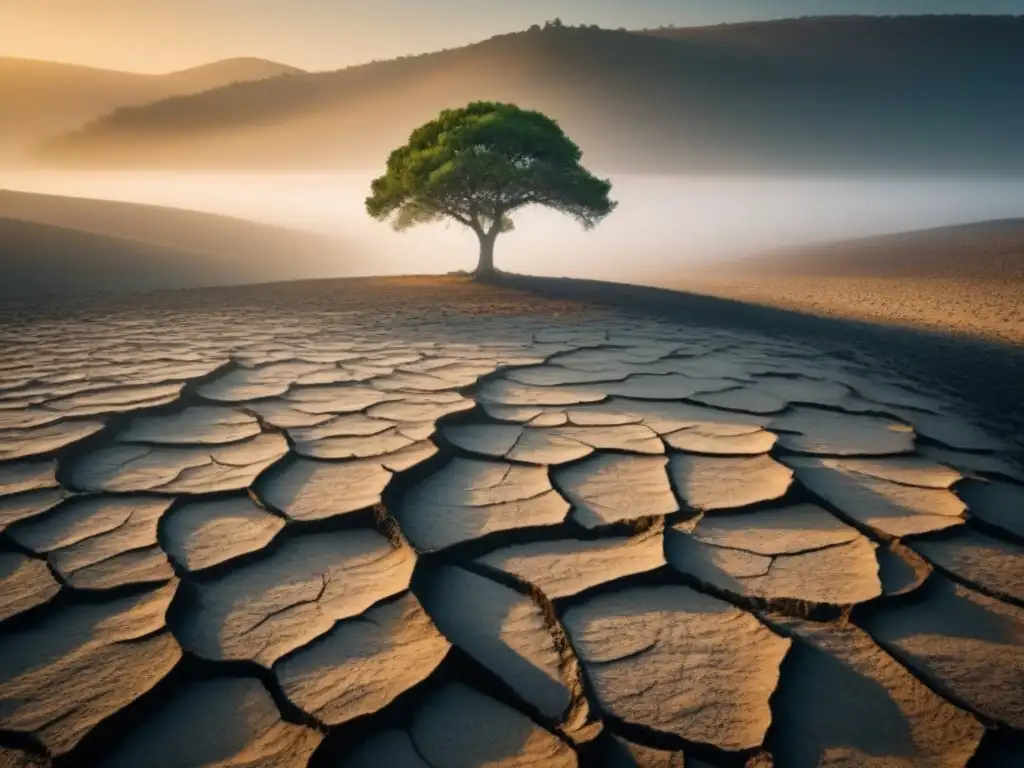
[0, 219, 245, 298]
[159, 57, 305, 93]
[34, 15, 1024, 174]
[0, 190, 352, 298]
[0, 57, 302, 162]
[745, 218, 1024, 280]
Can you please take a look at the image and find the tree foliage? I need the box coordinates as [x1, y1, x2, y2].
[366, 102, 615, 273]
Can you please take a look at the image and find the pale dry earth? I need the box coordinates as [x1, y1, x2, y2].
[645, 274, 1024, 347]
[638, 219, 1024, 345]
[626, 219, 1024, 345]
[0, 276, 1022, 767]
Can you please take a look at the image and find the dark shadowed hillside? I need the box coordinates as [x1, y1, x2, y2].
[35, 16, 1024, 174]
[0, 190, 352, 298]
[0, 57, 303, 162]
[0, 219, 245, 298]
[641, 13, 1023, 59]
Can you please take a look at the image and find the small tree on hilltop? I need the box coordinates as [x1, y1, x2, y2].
[366, 102, 616, 277]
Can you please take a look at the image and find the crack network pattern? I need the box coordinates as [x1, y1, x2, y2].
[0, 281, 1021, 767]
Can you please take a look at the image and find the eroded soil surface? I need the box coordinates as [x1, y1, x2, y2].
[0, 277, 1021, 767]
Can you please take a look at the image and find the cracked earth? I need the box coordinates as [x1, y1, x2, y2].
[0, 277, 1021, 767]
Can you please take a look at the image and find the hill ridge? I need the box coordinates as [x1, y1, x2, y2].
[25, 15, 1024, 173]
[0, 56, 303, 162]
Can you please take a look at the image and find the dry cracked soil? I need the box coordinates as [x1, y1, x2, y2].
[0, 276, 1022, 767]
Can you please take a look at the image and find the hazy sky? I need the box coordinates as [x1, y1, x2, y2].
[3, 0, 1021, 73]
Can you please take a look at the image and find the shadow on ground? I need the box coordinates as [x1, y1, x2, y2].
[492, 273, 1024, 465]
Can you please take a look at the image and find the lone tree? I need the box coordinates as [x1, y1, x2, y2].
[366, 102, 616, 277]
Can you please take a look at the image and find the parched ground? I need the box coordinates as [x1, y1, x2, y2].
[641, 218, 1024, 346]
[648, 274, 1024, 346]
[1, 276, 1022, 767]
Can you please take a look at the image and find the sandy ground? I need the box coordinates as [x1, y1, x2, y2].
[635, 219, 1024, 345]
[641, 273, 1024, 346]
[0, 275, 591, 321]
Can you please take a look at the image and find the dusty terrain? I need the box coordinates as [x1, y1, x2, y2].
[649, 274, 1024, 346]
[634, 219, 1024, 346]
[0, 276, 1022, 767]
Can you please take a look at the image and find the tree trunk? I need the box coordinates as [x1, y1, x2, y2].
[475, 231, 497, 278]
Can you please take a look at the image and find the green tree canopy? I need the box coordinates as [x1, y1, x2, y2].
[366, 101, 616, 276]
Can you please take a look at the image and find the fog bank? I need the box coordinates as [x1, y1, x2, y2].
[5, 172, 1024, 280]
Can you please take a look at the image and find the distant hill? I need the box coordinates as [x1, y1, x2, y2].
[0, 190, 352, 298]
[0, 57, 302, 162]
[34, 16, 1024, 174]
[746, 219, 1024, 280]
[640, 13, 1023, 54]
[159, 57, 304, 93]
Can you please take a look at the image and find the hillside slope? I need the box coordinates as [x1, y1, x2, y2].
[0, 57, 302, 161]
[0, 190, 351, 297]
[0, 219, 243, 298]
[746, 218, 1024, 280]
[159, 57, 304, 93]
[36, 16, 1024, 173]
